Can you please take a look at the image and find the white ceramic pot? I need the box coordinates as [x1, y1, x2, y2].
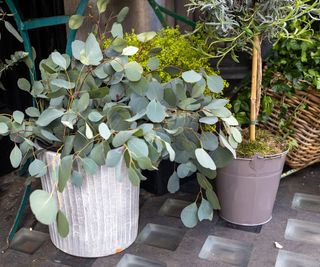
[40, 151, 139, 257]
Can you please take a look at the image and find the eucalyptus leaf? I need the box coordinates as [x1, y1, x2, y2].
[61, 136, 75, 158]
[10, 144, 22, 168]
[222, 115, 239, 126]
[198, 198, 213, 221]
[137, 31, 156, 42]
[98, 123, 111, 140]
[112, 130, 134, 147]
[85, 123, 94, 139]
[69, 15, 84, 29]
[219, 133, 236, 158]
[25, 107, 40, 117]
[57, 210, 69, 237]
[127, 137, 148, 158]
[124, 62, 143, 81]
[13, 111, 24, 124]
[0, 122, 8, 134]
[51, 51, 67, 70]
[80, 33, 103, 66]
[97, 0, 110, 13]
[28, 159, 47, 177]
[122, 46, 138, 56]
[230, 127, 242, 142]
[195, 148, 216, 170]
[41, 129, 61, 142]
[201, 132, 218, 151]
[30, 189, 57, 225]
[146, 99, 166, 123]
[147, 57, 160, 71]
[89, 143, 105, 166]
[128, 167, 140, 186]
[182, 70, 202, 83]
[111, 23, 123, 38]
[181, 202, 198, 228]
[88, 111, 103, 122]
[82, 157, 98, 175]
[117, 6, 129, 23]
[17, 78, 31, 92]
[105, 148, 123, 167]
[58, 155, 73, 192]
[78, 92, 90, 112]
[71, 171, 83, 187]
[167, 172, 180, 193]
[4, 21, 23, 42]
[36, 108, 64, 127]
[164, 141, 175, 161]
[206, 75, 224, 93]
[51, 79, 75, 89]
[197, 173, 213, 190]
[206, 189, 221, 210]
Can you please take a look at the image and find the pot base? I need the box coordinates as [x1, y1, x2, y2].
[219, 214, 272, 226]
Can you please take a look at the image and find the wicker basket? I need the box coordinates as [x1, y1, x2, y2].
[263, 88, 320, 169]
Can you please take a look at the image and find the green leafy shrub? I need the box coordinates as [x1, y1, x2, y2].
[103, 27, 222, 84]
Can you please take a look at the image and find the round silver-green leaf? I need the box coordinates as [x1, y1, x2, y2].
[146, 99, 166, 123]
[13, 110, 24, 124]
[167, 172, 179, 193]
[182, 70, 202, 83]
[195, 148, 216, 170]
[181, 202, 198, 228]
[30, 189, 58, 225]
[198, 198, 213, 221]
[10, 144, 22, 168]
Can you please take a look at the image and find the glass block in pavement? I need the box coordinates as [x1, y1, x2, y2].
[198, 235, 253, 267]
[275, 250, 320, 267]
[136, 223, 186, 251]
[292, 193, 320, 213]
[9, 227, 49, 254]
[116, 254, 166, 267]
[158, 198, 191, 218]
[285, 219, 320, 245]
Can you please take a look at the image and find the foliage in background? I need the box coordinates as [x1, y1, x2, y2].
[104, 27, 218, 83]
[264, 18, 320, 92]
[232, 15, 320, 129]
[187, 0, 320, 65]
[0, 3, 241, 235]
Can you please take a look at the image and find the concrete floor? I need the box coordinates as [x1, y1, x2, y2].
[1, 164, 320, 267]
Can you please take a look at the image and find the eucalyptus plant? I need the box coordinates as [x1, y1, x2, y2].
[0, 4, 241, 236]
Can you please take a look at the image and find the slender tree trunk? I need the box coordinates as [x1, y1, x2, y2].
[250, 35, 261, 141]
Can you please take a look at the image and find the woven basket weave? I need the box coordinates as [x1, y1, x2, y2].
[263, 88, 320, 169]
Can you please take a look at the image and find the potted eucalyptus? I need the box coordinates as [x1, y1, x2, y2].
[0, 3, 241, 257]
[188, 0, 320, 225]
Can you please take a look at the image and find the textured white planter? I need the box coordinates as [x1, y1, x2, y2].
[39, 151, 140, 257]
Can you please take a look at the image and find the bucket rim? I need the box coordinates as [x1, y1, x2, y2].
[235, 149, 289, 161]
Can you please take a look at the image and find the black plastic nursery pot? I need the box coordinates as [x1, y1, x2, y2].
[141, 160, 173, 195]
[216, 151, 287, 226]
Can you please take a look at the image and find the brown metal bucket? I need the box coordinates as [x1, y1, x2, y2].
[216, 151, 287, 225]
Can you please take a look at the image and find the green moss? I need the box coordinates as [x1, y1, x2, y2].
[237, 128, 287, 158]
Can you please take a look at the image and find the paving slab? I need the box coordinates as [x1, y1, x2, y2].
[1, 164, 320, 267]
